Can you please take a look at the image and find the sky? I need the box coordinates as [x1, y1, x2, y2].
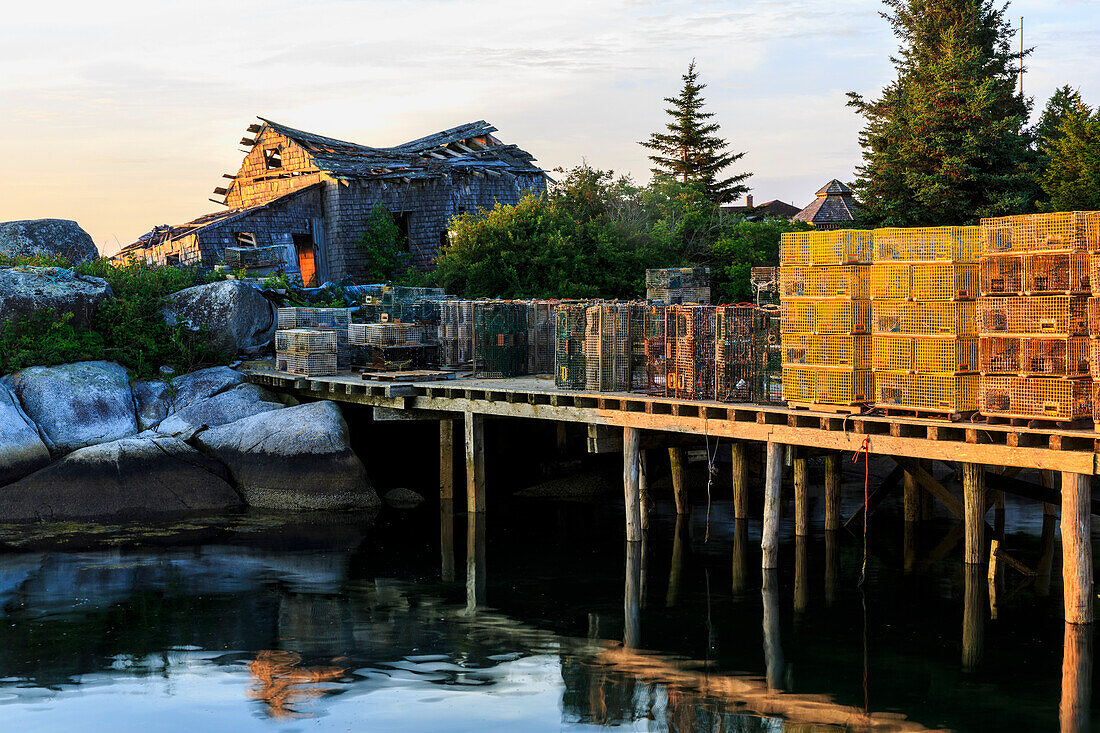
[1, 0, 1098, 257]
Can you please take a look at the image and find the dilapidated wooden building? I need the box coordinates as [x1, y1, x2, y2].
[116, 118, 548, 284]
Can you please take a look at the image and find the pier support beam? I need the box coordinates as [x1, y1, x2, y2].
[903, 467, 920, 523]
[623, 427, 643, 542]
[440, 419, 455, 503]
[824, 453, 840, 531]
[762, 441, 782, 570]
[1061, 471, 1093, 625]
[732, 442, 748, 520]
[962, 463, 985, 565]
[464, 412, 486, 513]
[1061, 622, 1093, 732]
[669, 447, 687, 515]
[793, 451, 808, 536]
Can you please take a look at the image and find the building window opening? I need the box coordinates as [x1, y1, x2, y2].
[263, 148, 282, 170]
[392, 212, 411, 253]
[236, 232, 257, 248]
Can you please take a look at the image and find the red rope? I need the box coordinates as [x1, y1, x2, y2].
[852, 437, 871, 586]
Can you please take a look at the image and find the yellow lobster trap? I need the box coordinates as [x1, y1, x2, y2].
[780, 265, 870, 299]
[782, 334, 871, 369]
[872, 335, 977, 373]
[979, 375, 1093, 421]
[873, 300, 977, 336]
[783, 365, 873, 405]
[980, 253, 1024, 295]
[780, 299, 872, 335]
[979, 211, 1100, 255]
[977, 295, 1089, 336]
[781, 229, 872, 266]
[981, 336, 1091, 377]
[873, 226, 980, 262]
[875, 371, 979, 413]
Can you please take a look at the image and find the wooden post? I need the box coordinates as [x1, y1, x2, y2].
[921, 459, 934, 521]
[465, 511, 486, 612]
[962, 463, 985, 565]
[1060, 622, 1093, 733]
[1037, 512, 1056, 598]
[824, 530, 839, 608]
[962, 563, 984, 672]
[993, 490, 1006, 540]
[623, 427, 642, 542]
[762, 442, 783, 570]
[669, 447, 688, 515]
[732, 442, 748, 520]
[464, 412, 486, 513]
[440, 504, 455, 583]
[732, 519, 748, 595]
[824, 453, 841, 531]
[903, 468, 920, 523]
[639, 450, 650, 532]
[762, 569, 784, 691]
[793, 452, 809, 537]
[1061, 471, 1093, 625]
[903, 518, 917, 574]
[666, 516, 687, 607]
[440, 419, 455, 503]
[794, 535, 809, 616]
[624, 540, 642, 649]
[556, 422, 568, 456]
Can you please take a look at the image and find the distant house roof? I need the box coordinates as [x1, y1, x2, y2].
[793, 179, 859, 227]
[723, 199, 802, 219]
[257, 118, 545, 181]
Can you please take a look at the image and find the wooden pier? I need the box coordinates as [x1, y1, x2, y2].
[246, 368, 1097, 625]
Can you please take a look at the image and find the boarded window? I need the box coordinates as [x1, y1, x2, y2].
[263, 148, 282, 170]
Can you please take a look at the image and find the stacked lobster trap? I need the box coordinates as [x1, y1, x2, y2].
[871, 226, 981, 417]
[714, 304, 769, 403]
[275, 307, 353, 375]
[527, 301, 557, 375]
[780, 230, 874, 408]
[555, 303, 590, 389]
[348, 321, 435, 370]
[977, 212, 1098, 423]
[646, 268, 711, 305]
[583, 303, 633, 391]
[473, 301, 529, 378]
[437, 299, 475, 367]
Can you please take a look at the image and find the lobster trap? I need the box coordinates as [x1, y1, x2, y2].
[871, 263, 977, 300]
[664, 305, 716, 400]
[275, 328, 337, 354]
[437, 300, 475, 367]
[780, 265, 870, 299]
[555, 303, 589, 389]
[980, 253, 1024, 296]
[1090, 298, 1100, 336]
[781, 229, 873, 266]
[872, 226, 980, 263]
[756, 306, 784, 404]
[225, 244, 287, 270]
[473, 302, 529, 378]
[875, 371, 979, 414]
[782, 334, 871, 369]
[782, 365, 873, 406]
[583, 303, 633, 392]
[780, 299, 872, 335]
[646, 268, 710, 305]
[980, 211, 1100, 254]
[872, 335, 977, 373]
[349, 322, 428, 348]
[1024, 252, 1091, 294]
[631, 304, 667, 395]
[980, 336, 1090, 377]
[277, 307, 353, 330]
[714, 305, 769, 402]
[275, 352, 337, 377]
[979, 375, 1093, 421]
[977, 295, 1089, 336]
[527, 301, 556, 375]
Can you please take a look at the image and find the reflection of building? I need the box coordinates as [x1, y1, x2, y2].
[793, 180, 859, 230]
[114, 118, 548, 283]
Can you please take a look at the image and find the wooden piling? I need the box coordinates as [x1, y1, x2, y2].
[623, 427, 642, 542]
[624, 539, 643, 649]
[962, 463, 985, 565]
[440, 419, 455, 502]
[666, 516, 686, 607]
[903, 467, 920, 523]
[962, 563, 984, 672]
[762, 568, 784, 691]
[639, 450, 650, 533]
[824, 530, 839, 607]
[794, 535, 809, 616]
[464, 412, 486, 513]
[762, 442, 783, 570]
[1060, 622, 1093, 732]
[669, 447, 688, 515]
[824, 453, 840, 531]
[466, 511, 486, 612]
[440, 503, 455, 583]
[1037, 513, 1056, 598]
[732, 519, 748, 595]
[1061, 471, 1093, 625]
[732, 442, 748, 520]
[793, 452, 809, 537]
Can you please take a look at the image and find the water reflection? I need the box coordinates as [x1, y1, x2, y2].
[247, 650, 346, 719]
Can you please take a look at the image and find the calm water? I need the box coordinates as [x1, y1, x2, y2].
[0, 485, 1094, 732]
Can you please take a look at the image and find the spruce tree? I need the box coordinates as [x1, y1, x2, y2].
[1035, 86, 1090, 161]
[640, 61, 751, 205]
[1038, 107, 1100, 212]
[847, 0, 1036, 225]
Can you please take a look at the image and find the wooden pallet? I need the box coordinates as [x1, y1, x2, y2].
[787, 401, 867, 415]
[874, 404, 975, 422]
[984, 414, 1092, 430]
[361, 370, 455, 383]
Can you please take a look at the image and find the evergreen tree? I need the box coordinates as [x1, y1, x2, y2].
[640, 61, 751, 205]
[1035, 86, 1090, 160]
[1038, 107, 1100, 212]
[847, 0, 1036, 225]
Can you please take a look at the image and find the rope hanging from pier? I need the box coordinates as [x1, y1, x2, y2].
[854, 436, 872, 587]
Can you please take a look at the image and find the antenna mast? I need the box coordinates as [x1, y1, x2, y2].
[1018, 16, 1024, 97]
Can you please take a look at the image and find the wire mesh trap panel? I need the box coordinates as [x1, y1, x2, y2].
[1089, 339, 1100, 380]
[631, 304, 667, 395]
[276, 352, 337, 377]
[979, 375, 1093, 421]
[872, 335, 977, 373]
[663, 305, 716, 400]
[782, 334, 871, 369]
[349, 322, 428, 348]
[979, 253, 1025, 296]
[781, 265, 870, 299]
[780, 299, 873, 335]
[781, 229, 873, 267]
[782, 366, 873, 405]
[872, 300, 976, 336]
[274, 329, 338, 354]
[555, 303, 589, 389]
[871, 263, 977, 300]
[981, 252, 1090, 297]
[473, 302, 529, 378]
[977, 295, 1089, 336]
[980, 211, 1100, 255]
[225, 245, 287, 269]
[437, 300, 475, 367]
[980, 336, 1090, 377]
[714, 305, 769, 402]
[872, 226, 980, 263]
[276, 307, 353, 330]
[875, 371, 978, 413]
[755, 306, 784, 404]
[646, 268, 711, 305]
[580, 303, 633, 392]
[527, 301, 556, 375]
